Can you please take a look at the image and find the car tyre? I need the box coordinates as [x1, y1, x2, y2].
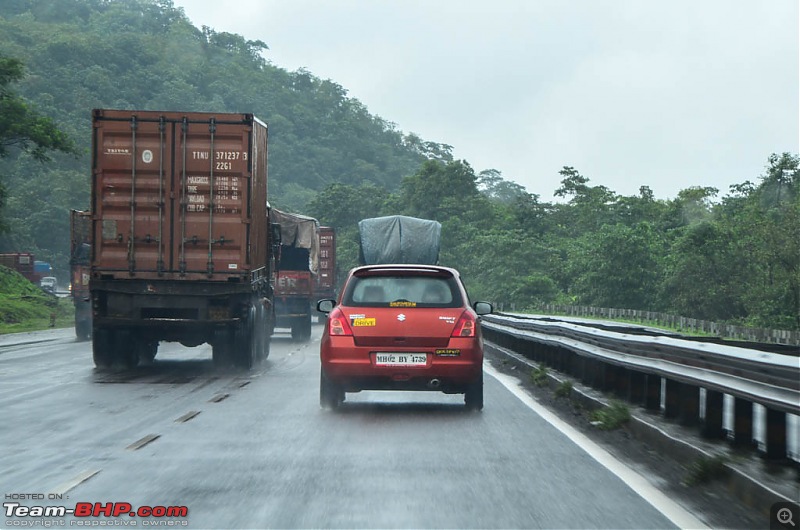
[319, 368, 344, 410]
[465, 371, 484, 411]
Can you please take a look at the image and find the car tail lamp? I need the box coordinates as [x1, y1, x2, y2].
[329, 307, 353, 336]
[451, 311, 476, 337]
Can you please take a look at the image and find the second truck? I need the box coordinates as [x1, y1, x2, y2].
[270, 208, 320, 342]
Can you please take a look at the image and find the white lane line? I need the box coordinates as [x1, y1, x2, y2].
[49, 469, 101, 497]
[484, 362, 708, 530]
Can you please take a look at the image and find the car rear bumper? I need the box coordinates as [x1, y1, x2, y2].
[321, 336, 483, 392]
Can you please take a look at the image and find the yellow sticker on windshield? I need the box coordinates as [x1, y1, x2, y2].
[390, 301, 417, 308]
[352, 318, 376, 327]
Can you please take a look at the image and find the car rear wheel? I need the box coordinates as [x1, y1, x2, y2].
[319, 368, 344, 410]
[464, 371, 484, 411]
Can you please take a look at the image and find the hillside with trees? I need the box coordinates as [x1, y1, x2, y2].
[0, 0, 797, 331]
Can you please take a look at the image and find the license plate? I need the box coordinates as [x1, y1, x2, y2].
[374, 353, 427, 366]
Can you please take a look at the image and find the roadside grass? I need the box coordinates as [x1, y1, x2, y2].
[554, 380, 573, 398]
[590, 400, 631, 430]
[683, 455, 730, 486]
[530, 364, 548, 386]
[0, 266, 74, 334]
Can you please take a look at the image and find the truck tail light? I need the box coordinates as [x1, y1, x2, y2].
[451, 311, 476, 337]
[328, 307, 353, 336]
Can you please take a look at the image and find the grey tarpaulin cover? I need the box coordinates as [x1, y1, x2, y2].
[269, 208, 320, 273]
[358, 215, 441, 265]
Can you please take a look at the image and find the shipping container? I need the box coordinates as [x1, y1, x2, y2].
[90, 109, 276, 369]
[315, 226, 337, 300]
[0, 252, 39, 283]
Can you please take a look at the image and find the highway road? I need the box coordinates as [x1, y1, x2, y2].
[0, 325, 710, 529]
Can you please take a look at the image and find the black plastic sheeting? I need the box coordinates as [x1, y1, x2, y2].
[358, 215, 441, 265]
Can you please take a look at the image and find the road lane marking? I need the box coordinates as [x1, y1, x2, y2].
[49, 469, 101, 496]
[174, 410, 201, 423]
[125, 434, 161, 451]
[209, 393, 230, 403]
[484, 362, 708, 530]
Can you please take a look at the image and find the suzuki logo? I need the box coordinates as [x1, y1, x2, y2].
[397, 314, 406, 322]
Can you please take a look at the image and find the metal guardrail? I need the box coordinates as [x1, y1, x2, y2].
[482, 313, 800, 462]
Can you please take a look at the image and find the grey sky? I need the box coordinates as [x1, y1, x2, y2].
[171, 0, 799, 201]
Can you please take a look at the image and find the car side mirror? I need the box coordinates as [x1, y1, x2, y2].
[317, 299, 336, 314]
[473, 301, 493, 315]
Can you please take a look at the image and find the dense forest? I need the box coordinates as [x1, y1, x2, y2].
[0, 0, 797, 330]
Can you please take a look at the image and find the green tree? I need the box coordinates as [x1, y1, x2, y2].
[0, 54, 78, 232]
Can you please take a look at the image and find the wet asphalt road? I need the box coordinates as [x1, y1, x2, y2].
[0, 326, 698, 529]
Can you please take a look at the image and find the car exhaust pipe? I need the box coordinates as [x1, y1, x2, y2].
[427, 378, 441, 389]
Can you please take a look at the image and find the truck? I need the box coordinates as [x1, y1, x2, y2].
[314, 226, 337, 301]
[70, 209, 92, 340]
[357, 215, 442, 265]
[0, 253, 40, 284]
[270, 208, 319, 342]
[90, 109, 278, 369]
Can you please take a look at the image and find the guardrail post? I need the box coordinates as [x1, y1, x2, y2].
[702, 390, 725, 439]
[764, 409, 787, 460]
[732, 398, 754, 448]
[644, 374, 661, 411]
[664, 379, 681, 419]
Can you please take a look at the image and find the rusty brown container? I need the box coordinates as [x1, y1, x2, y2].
[91, 109, 268, 281]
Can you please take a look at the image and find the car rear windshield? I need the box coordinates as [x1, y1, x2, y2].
[343, 274, 463, 308]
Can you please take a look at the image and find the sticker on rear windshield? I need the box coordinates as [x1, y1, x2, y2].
[390, 301, 416, 308]
[352, 318, 376, 327]
[435, 349, 461, 356]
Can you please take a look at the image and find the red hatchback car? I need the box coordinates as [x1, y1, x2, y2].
[316, 264, 493, 410]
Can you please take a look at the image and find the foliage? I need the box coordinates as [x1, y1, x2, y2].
[683, 455, 730, 487]
[530, 364, 548, 387]
[554, 380, 573, 399]
[0, 265, 73, 333]
[589, 401, 631, 430]
[0, 0, 796, 332]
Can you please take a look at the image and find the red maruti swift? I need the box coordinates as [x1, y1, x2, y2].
[316, 264, 493, 410]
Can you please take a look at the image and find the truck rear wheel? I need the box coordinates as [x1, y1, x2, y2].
[291, 313, 312, 342]
[233, 318, 256, 370]
[113, 330, 139, 369]
[135, 339, 158, 365]
[92, 327, 113, 369]
[212, 329, 232, 367]
[75, 318, 91, 341]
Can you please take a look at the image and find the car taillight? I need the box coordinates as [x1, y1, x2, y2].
[451, 311, 476, 337]
[328, 307, 353, 336]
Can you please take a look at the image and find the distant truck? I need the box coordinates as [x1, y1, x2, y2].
[89, 109, 277, 369]
[0, 253, 42, 283]
[70, 209, 92, 340]
[358, 215, 442, 265]
[314, 226, 337, 301]
[270, 208, 319, 341]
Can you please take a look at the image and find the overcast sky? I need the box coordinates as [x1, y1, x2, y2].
[171, 0, 799, 201]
